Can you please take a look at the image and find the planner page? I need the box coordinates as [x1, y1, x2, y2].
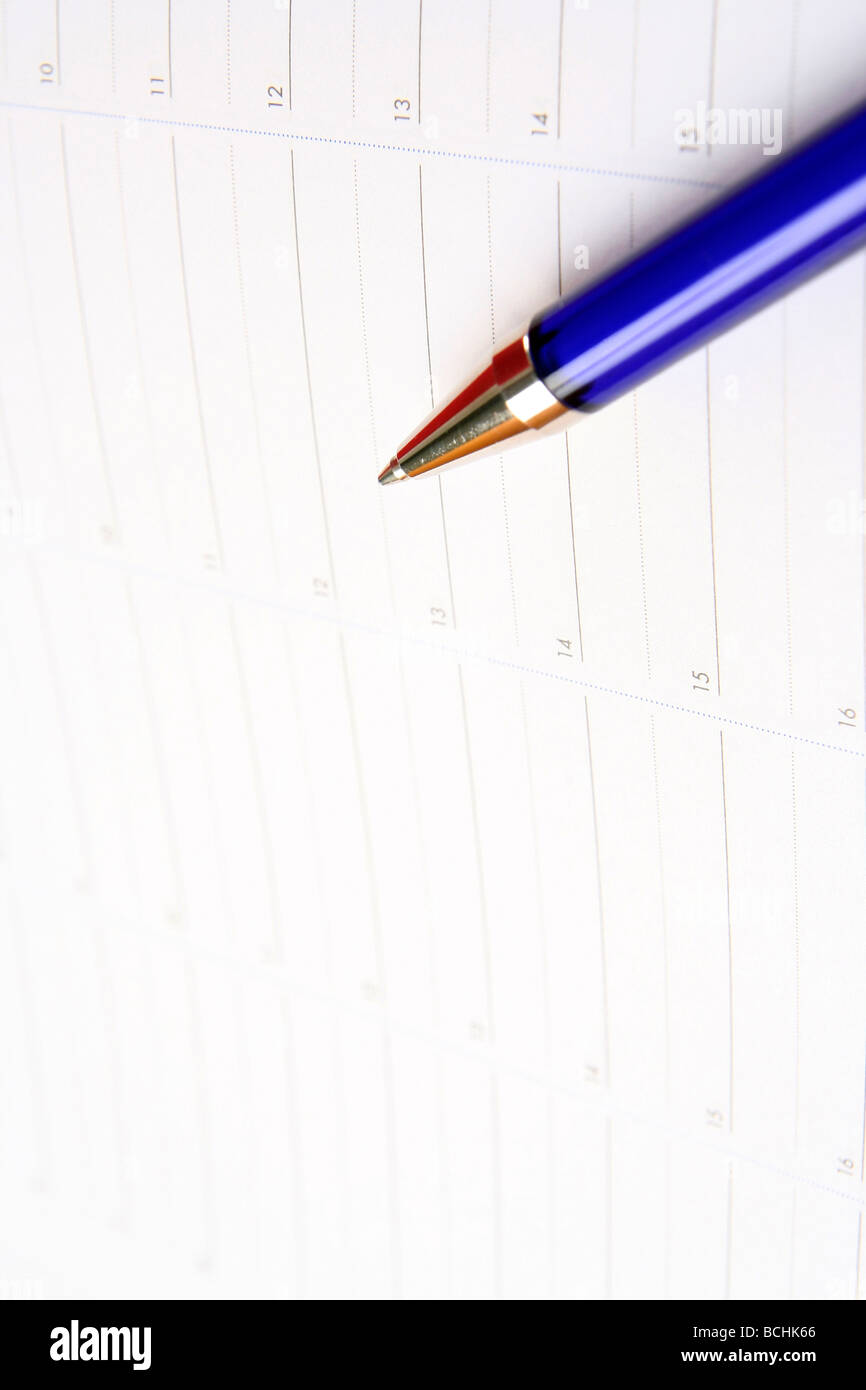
[1, 0, 865, 1301]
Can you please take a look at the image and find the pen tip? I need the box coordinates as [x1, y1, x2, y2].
[378, 460, 405, 486]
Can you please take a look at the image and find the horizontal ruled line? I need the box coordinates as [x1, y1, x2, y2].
[27, 880, 866, 1221]
[0, 98, 723, 191]
[70, 546, 866, 764]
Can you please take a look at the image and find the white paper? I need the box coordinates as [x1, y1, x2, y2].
[0, 0, 865, 1299]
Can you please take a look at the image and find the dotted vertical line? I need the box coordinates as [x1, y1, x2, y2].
[109, 0, 117, 97]
[351, 0, 358, 119]
[226, 1, 232, 105]
[484, 0, 493, 135]
[789, 1186, 798, 1298]
[486, 174, 496, 347]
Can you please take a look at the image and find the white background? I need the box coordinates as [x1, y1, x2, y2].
[0, 0, 865, 1299]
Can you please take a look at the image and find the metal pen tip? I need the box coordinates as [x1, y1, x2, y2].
[378, 336, 570, 485]
[378, 459, 406, 486]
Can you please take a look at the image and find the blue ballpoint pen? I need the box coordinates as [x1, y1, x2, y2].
[378, 98, 866, 486]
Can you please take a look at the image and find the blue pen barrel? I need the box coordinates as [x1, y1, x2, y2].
[528, 101, 866, 410]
